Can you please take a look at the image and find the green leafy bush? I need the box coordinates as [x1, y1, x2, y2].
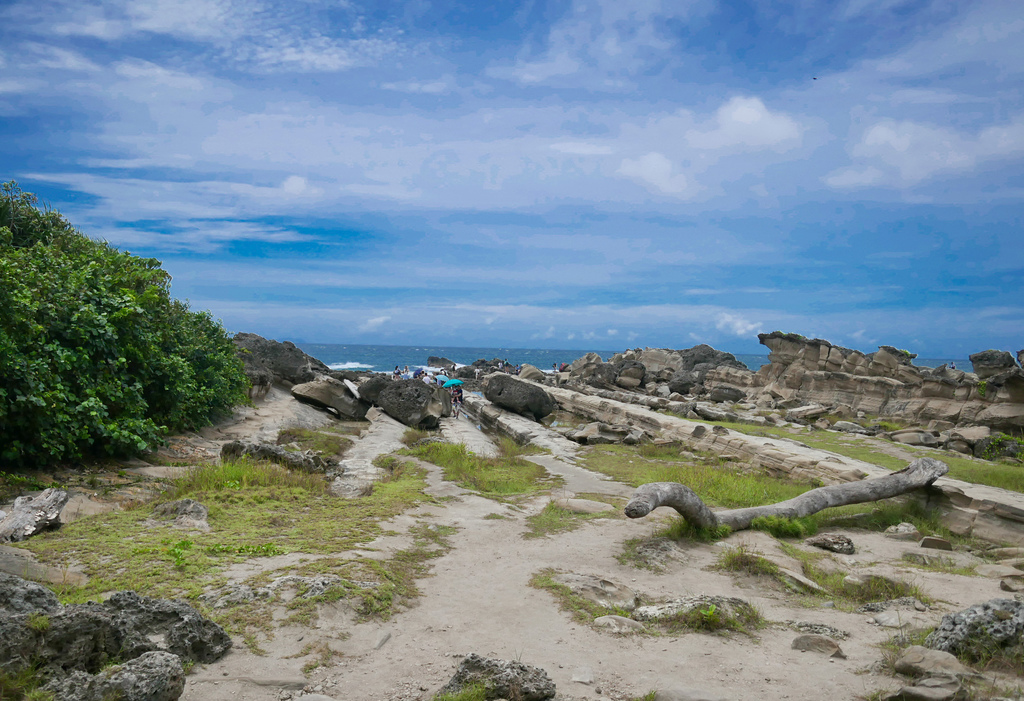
[0, 182, 248, 467]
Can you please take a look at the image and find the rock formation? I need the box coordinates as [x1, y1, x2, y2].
[700, 332, 1024, 432]
[233, 332, 330, 388]
[484, 374, 556, 421]
[291, 375, 370, 420]
[376, 379, 452, 429]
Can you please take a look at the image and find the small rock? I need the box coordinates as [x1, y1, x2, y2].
[871, 611, 934, 633]
[885, 523, 922, 541]
[593, 615, 645, 633]
[787, 621, 849, 640]
[777, 568, 826, 594]
[550, 573, 638, 611]
[438, 653, 555, 701]
[791, 634, 846, 658]
[977, 564, 1021, 578]
[883, 675, 963, 701]
[375, 632, 391, 650]
[806, 533, 855, 555]
[918, 537, 953, 551]
[571, 668, 594, 684]
[1000, 575, 1024, 593]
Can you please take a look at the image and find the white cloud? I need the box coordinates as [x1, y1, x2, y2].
[380, 78, 452, 95]
[832, 116, 1024, 187]
[618, 152, 688, 195]
[715, 313, 761, 337]
[685, 97, 802, 152]
[359, 315, 391, 332]
[607, 329, 618, 336]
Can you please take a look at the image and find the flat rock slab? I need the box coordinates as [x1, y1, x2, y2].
[791, 634, 846, 658]
[552, 498, 615, 514]
[894, 646, 974, 678]
[0, 544, 88, 586]
[976, 564, 1021, 578]
[871, 611, 934, 633]
[550, 573, 638, 610]
[125, 465, 191, 479]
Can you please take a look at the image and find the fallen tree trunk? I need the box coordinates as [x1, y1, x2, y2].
[624, 457, 948, 532]
[0, 488, 70, 542]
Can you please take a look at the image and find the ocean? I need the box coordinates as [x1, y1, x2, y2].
[297, 343, 969, 375]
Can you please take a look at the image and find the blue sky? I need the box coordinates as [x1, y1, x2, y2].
[2, 0, 1021, 357]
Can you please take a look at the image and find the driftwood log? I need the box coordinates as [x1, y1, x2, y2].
[624, 457, 948, 531]
[0, 488, 70, 542]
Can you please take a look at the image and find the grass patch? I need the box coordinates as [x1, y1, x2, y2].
[778, 542, 928, 605]
[401, 427, 434, 446]
[482, 512, 510, 520]
[0, 664, 53, 701]
[716, 545, 781, 578]
[276, 427, 353, 456]
[658, 600, 766, 635]
[580, 444, 816, 510]
[14, 458, 431, 607]
[530, 568, 637, 625]
[750, 515, 817, 538]
[523, 501, 614, 539]
[408, 442, 561, 499]
[434, 683, 489, 701]
[899, 552, 977, 576]
[704, 420, 1024, 493]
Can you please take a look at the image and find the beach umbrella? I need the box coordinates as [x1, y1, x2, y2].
[436, 374, 449, 383]
[442, 378, 464, 388]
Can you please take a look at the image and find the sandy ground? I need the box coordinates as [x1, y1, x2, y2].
[161, 390, 1024, 701]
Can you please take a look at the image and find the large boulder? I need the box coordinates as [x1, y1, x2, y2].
[291, 375, 370, 420]
[708, 385, 745, 404]
[377, 379, 451, 429]
[438, 653, 556, 701]
[232, 332, 329, 386]
[42, 650, 185, 701]
[970, 350, 1018, 380]
[0, 572, 60, 615]
[428, 356, 457, 369]
[924, 599, 1024, 661]
[0, 575, 230, 682]
[356, 374, 393, 405]
[484, 374, 556, 421]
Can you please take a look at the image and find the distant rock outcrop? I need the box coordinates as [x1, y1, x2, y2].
[233, 332, 330, 388]
[376, 379, 452, 429]
[700, 332, 1024, 432]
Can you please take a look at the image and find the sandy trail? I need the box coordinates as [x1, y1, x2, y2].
[172, 391, 1014, 701]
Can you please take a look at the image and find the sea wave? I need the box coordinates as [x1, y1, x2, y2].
[328, 361, 375, 370]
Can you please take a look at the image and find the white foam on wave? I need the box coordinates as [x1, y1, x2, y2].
[329, 361, 374, 370]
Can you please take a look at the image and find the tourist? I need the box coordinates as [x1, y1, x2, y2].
[450, 385, 464, 418]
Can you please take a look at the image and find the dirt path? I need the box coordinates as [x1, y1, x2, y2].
[174, 394, 1017, 701]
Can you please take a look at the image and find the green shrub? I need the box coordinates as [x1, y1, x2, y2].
[750, 515, 817, 538]
[0, 182, 249, 467]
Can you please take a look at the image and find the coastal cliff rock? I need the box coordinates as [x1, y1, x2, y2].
[700, 332, 1024, 432]
[484, 374, 556, 421]
[233, 332, 330, 387]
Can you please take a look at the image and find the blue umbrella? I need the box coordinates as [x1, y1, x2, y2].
[442, 378, 464, 387]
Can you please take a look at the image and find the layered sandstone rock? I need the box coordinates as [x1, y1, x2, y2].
[701, 332, 1024, 433]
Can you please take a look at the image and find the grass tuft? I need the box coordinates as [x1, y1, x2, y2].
[408, 442, 561, 499]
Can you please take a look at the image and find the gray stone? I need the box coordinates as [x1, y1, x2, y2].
[883, 675, 963, 701]
[791, 633, 846, 658]
[593, 615, 645, 633]
[894, 646, 973, 678]
[153, 499, 209, 531]
[233, 332, 329, 386]
[549, 573, 638, 611]
[519, 364, 546, 382]
[885, 523, 922, 541]
[925, 599, 1024, 658]
[919, 536, 953, 551]
[438, 653, 555, 701]
[0, 570, 60, 614]
[220, 440, 336, 472]
[833, 421, 869, 434]
[632, 595, 754, 623]
[871, 610, 934, 633]
[377, 379, 452, 429]
[806, 533, 855, 554]
[787, 621, 849, 640]
[976, 564, 1021, 578]
[41, 651, 185, 701]
[708, 385, 744, 404]
[1000, 575, 1024, 593]
[786, 404, 828, 420]
[777, 568, 826, 594]
[969, 349, 1018, 380]
[485, 374, 557, 421]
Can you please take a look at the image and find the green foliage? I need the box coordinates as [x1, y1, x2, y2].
[980, 433, 1024, 461]
[434, 683, 489, 701]
[750, 515, 818, 538]
[276, 428, 352, 456]
[978, 381, 987, 398]
[0, 182, 249, 467]
[26, 612, 50, 632]
[407, 442, 560, 498]
[716, 545, 781, 577]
